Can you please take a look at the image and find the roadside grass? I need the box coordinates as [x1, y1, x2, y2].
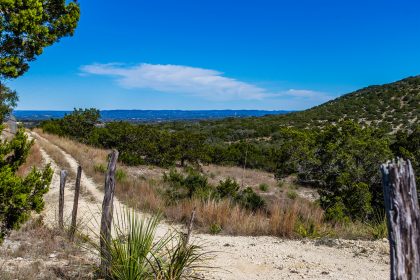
[17, 142, 44, 177]
[0, 216, 97, 280]
[34, 129, 383, 240]
[32, 132, 75, 178]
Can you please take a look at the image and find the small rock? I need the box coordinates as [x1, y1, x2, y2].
[321, 271, 329, 275]
[49, 253, 57, 258]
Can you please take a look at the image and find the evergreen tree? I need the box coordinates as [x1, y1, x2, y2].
[0, 0, 80, 242]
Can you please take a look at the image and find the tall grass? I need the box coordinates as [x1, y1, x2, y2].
[96, 208, 211, 280]
[17, 142, 43, 177]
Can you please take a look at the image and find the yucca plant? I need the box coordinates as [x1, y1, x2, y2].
[152, 235, 211, 280]
[97, 208, 211, 280]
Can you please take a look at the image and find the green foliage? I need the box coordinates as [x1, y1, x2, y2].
[0, 128, 53, 241]
[216, 178, 240, 198]
[314, 122, 392, 220]
[209, 223, 222, 235]
[295, 221, 319, 238]
[345, 183, 373, 220]
[324, 199, 350, 224]
[391, 126, 420, 183]
[367, 213, 388, 239]
[42, 108, 100, 142]
[163, 169, 213, 201]
[99, 208, 209, 279]
[0, 85, 18, 123]
[0, 0, 80, 79]
[115, 169, 127, 182]
[287, 190, 297, 200]
[0, 0, 76, 244]
[259, 183, 269, 192]
[94, 164, 106, 174]
[235, 187, 265, 212]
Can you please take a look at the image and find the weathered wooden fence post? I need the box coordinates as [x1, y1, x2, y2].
[100, 150, 119, 278]
[59, 170, 68, 230]
[185, 207, 196, 245]
[380, 159, 420, 280]
[69, 165, 82, 241]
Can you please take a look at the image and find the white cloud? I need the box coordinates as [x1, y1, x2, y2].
[80, 62, 335, 106]
[80, 63, 269, 101]
[284, 88, 333, 102]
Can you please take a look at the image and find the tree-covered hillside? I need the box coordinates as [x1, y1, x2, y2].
[158, 76, 419, 142]
[303, 75, 419, 131]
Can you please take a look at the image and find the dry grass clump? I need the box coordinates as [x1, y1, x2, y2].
[17, 142, 43, 177]
[163, 196, 324, 238]
[115, 177, 165, 213]
[0, 216, 97, 280]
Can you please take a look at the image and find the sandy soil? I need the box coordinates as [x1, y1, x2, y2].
[30, 131, 390, 280]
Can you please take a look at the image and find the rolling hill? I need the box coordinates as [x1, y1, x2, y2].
[160, 75, 420, 141]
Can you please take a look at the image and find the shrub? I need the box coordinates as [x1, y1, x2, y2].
[209, 223, 222, 235]
[324, 200, 350, 224]
[295, 221, 318, 238]
[216, 178, 240, 198]
[235, 187, 265, 212]
[183, 171, 211, 199]
[163, 169, 213, 201]
[0, 129, 53, 242]
[287, 190, 298, 200]
[259, 183, 269, 192]
[345, 182, 373, 220]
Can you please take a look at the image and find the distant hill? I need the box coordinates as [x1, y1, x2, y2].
[282, 75, 420, 131]
[160, 76, 419, 140]
[13, 109, 292, 122]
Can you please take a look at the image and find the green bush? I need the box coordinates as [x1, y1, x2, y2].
[324, 200, 350, 224]
[295, 221, 318, 238]
[287, 190, 298, 200]
[216, 178, 240, 198]
[209, 223, 222, 235]
[235, 187, 265, 212]
[345, 182, 373, 220]
[0, 129, 53, 241]
[259, 183, 269, 192]
[163, 169, 213, 200]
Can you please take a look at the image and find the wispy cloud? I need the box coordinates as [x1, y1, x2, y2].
[80, 63, 269, 101]
[284, 89, 333, 102]
[80, 63, 334, 105]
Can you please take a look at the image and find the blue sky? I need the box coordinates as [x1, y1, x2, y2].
[9, 0, 420, 110]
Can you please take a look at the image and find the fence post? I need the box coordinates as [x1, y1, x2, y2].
[100, 150, 119, 278]
[59, 170, 68, 230]
[380, 159, 420, 280]
[185, 207, 196, 245]
[69, 165, 82, 241]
